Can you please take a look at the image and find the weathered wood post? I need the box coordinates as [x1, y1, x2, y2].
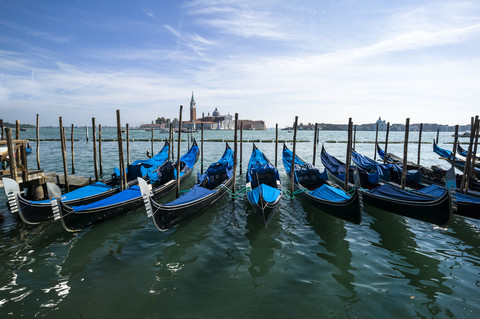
[151, 128, 154, 156]
[384, 122, 390, 164]
[374, 123, 379, 160]
[201, 123, 204, 174]
[345, 118, 353, 192]
[275, 123, 278, 167]
[15, 120, 20, 140]
[353, 124, 357, 149]
[401, 118, 410, 190]
[6, 128, 18, 182]
[313, 123, 318, 166]
[71, 124, 75, 175]
[170, 123, 174, 162]
[59, 117, 69, 192]
[85, 125, 88, 142]
[465, 116, 479, 194]
[20, 136, 28, 182]
[187, 128, 190, 150]
[36, 114, 41, 170]
[417, 123, 423, 165]
[176, 106, 183, 199]
[460, 117, 475, 193]
[239, 122, 243, 175]
[0, 119, 4, 140]
[436, 129, 440, 145]
[92, 118, 99, 181]
[232, 113, 238, 198]
[116, 110, 127, 191]
[98, 124, 103, 175]
[126, 123, 130, 166]
[452, 125, 459, 170]
[291, 116, 298, 198]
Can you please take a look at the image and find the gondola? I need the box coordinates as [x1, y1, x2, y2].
[433, 140, 480, 178]
[245, 144, 282, 225]
[321, 145, 453, 227]
[282, 144, 362, 224]
[3, 141, 171, 225]
[54, 141, 199, 232]
[456, 143, 480, 161]
[377, 143, 480, 195]
[139, 143, 234, 231]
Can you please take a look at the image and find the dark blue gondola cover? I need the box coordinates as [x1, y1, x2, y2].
[35, 182, 114, 204]
[416, 184, 480, 204]
[369, 184, 441, 202]
[247, 183, 281, 204]
[72, 186, 141, 212]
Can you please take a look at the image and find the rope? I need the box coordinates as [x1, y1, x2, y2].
[282, 186, 308, 199]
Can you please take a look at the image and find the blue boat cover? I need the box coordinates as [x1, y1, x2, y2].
[34, 182, 114, 204]
[173, 144, 199, 179]
[246, 147, 280, 183]
[416, 184, 480, 204]
[369, 184, 439, 202]
[165, 145, 233, 207]
[164, 185, 216, 206]
[247, 183, 281, 205]
[352, 151, 422, 184]
[310, 184, 351, 201]
[433, 143, 453, 159]
[321, 148, 346, 175]
[71, 186, 141, 212]
[114, 143, 169, 181]
[282, 146, 305, 176]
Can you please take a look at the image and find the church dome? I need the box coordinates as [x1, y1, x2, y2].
[212, 107, 220, 117]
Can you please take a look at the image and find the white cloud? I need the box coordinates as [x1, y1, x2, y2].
[142, 8, 155, 18]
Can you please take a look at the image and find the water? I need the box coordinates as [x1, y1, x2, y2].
[1, 128, 479, 318]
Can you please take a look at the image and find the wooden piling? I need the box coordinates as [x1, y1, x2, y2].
[291, 116, 298, 197]
[98, 124, 103, 175]
[374, 123, 379, 160]
[151, 128, 154, 155]
[170, 123, 174, 162]
[0, 119, 4, 140]
[345, 118, 353, 192]
[465, 116, 479, 193]
[275, 123, 278, 167]
[232, 113, 238, 198]
[126, 123, 130, 166]
[85, 125, 88, 142]
[187, 128, 190, 150]
[71, 124, 75, 174]
[460, 117, 475, 193]
[6, 128, 18, 183]
[401, 118, 410, 190]
[239, 122, 243, 175]
[15, 120, 20, 140]
[20, 136, 28, 182]
[417, 123, 423, 165]
[201, 123, 204, 174]
[313, 123, 318, 166]
[116, 110, 127, 191]
[36, 114, 40, 170]
[92, 118, 99, 182]
[452, 125, 459, 170]
[436, 129, 440, 144]
[353, 124, 357, 149]
[384, 122, 390, 164]
[59, 117, 69, 192]
[176, 105, 183, 199]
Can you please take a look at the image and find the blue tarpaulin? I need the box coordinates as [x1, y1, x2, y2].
[35, 182, 114, 204]
[247, 183, 281, 205]
[164, 186, 216, 206]
[369, 184, 438, 202]
[416, 184, 480, 204]
[72, 186, 141, 212]
[310, 184, 350, 201]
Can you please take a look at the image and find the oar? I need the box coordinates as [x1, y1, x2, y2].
[446, 125, 459, 191]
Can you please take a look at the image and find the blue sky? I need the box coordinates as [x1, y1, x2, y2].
[1, 0, 479, 127]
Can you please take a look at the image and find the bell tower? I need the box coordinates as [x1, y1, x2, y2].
[190, 92, 196, 122]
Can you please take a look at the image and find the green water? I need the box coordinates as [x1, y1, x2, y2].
[0, 128, 479, 318]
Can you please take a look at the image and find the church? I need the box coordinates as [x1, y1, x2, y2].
[182, 92, 265, 130]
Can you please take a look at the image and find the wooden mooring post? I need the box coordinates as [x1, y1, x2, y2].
[0, 119, 4, 140]
[313, 123, 318, 166]
[5, 128, 18, 183]
[71, 124, 75, 174]
[239, 122, 243, 175]
[345, 118, 353, 192]
[461, 116, 478, 193]
[116, 110, 127, 191]
[291, 116, 298, 198]
[374, 123, 379, 160]
[92, 118, 99, 181]
[400, 118, 410, 190]
[201, 123, 204, 174]
[384, 122, 390, 164]
[232, 113, 238, 199]
[36, 114, 41, 170]
[126, 123, 130, 166]
[465, 116, 479, 194]
[59, 117, 69, 192]
[436, 129, 440, 145]
[417, 123, 423, 165]
[99, 124, 103, 175]
[176, 106, 183, 199]
[151, 128, 154, 156]
[275, 123, 278, 167]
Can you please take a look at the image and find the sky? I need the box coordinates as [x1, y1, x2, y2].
[0, 0, 479, 128]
